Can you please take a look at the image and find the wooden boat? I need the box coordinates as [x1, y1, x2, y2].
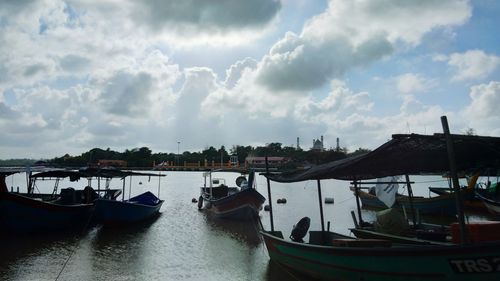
[262, 129, 500, 280]
[0, 169, 94, 232]
[475, 188, 500, 216]
[199, 170, 265, 220]
[356, 188, 457, 215]
[428, 174, 488, 211]
[94, 191, 163, 224]
[90, 169, 165, 225]
[261, 230, 500, 280]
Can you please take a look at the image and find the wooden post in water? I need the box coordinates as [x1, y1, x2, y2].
[441, 115, 468, 244]
[353, 180, 363, 225]
[405, 175, 417, 227]
[122, 178, 126, 202]
[157, 171, 161, 199]
[317, 179, 325, 232]
[265, 155, 275, 232]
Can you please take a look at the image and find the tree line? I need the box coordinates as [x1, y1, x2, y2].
[47, 143, 370, 169]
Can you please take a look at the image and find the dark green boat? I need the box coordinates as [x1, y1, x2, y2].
[261, 129, 500, 280]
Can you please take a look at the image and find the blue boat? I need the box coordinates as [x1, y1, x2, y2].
[94, 191, 164, 225]
[90, 169, 165, 225]
[0, 169, 94, 233]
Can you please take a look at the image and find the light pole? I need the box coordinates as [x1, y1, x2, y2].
[177, 141, 180, 166]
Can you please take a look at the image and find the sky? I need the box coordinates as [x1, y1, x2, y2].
[0, 0, 499, 159]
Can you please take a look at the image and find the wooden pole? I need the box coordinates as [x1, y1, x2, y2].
[265, 155, 275, 232]
[405, 175, 417, 227]
[354, 180, 363, 225]
[317, 180, 325, 232]
[441, 115, 468, 244]
[122, 178, 126, 202]
[157, 172, 161, 199]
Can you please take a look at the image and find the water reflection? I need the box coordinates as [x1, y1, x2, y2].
[203, 212, 263, 248]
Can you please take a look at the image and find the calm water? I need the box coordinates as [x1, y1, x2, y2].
[0, 172, 494, 281]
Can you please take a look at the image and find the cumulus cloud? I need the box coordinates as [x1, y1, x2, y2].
[448, 50, 500, 81]
[254, 0, 471, 92]
[465, 81, 500, 119]
[131, 0, 281, 32]
[0, 102, 21, 119]
[462, 81, 500, 136]
[396, 73, 435, 94]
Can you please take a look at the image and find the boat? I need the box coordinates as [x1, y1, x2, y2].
[350, 208, 452, 245]
[355, 188, 457, 215]
[428, 174, 488, 211]
[0, 168, 95, 233]
[261, 125, 500, 280]
[91, 169, 165, 225]
[475, 187, 500, 216]
[198, 170, 266, 220]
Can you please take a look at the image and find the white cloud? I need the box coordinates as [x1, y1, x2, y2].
[448, 50, 500, 81]
[464, 81, 500, 119]
[396, 73, 434, 94]
[254, 0, 471, 92]
[462, 81, 500, 136]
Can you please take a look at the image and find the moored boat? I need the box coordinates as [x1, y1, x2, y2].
[94, 191, 163, 225]
[356, 188, 457, 215]
[0, 169, 94, 233]
[91, 169, 165, 225]
[475, 188, 500, 216]
[199, 170, 265, 220]
[261, 125, 500, 280]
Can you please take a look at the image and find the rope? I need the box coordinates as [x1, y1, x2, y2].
[54, 210, 95, 281]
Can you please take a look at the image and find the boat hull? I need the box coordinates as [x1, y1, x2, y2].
[203, 188, 265, 220]
[94, 198, 163, 225]
[475, 190, 500, 216]
[357, 190, 456, 215]
[0, 192, 93, 232]
[261, 231, 500, 281]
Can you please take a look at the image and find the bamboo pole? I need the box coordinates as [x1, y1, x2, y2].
[405, 175, 417, 227]
[265, 155, 275, 232]
[441, 115, 468, 244]
[317, 179, 325, 232]
[354, 180, 363, 225]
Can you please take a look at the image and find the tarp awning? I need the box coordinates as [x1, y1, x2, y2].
[268, 133, 500, 183]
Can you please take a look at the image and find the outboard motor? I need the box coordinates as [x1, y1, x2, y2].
[290, 217, 310, 243]
[197, 195, 203, 209]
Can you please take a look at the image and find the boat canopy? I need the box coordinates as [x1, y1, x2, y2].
[0, 167, 56, 177]
[268, 133, 500, 183]
[31, 168, 165, 181]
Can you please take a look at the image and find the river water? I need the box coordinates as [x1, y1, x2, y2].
[0, 171, 494, 281]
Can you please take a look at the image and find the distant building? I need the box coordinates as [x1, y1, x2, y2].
[98, 159, 127, 168]
[312, 136, 325, 151]
[245, 156, 291, 168]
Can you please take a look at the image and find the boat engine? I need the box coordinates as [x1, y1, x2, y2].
[197, 196, 203, 209]
[290, 217, 310, 243]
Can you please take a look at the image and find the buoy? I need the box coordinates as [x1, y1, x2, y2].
[290, 217, 311, 242]
[197, 196, 203, 209]
[324, 197, 334, 204]
[192, 198, 198, 203]
[277, 198, 287, 204]
[264, 205, 270, 211]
